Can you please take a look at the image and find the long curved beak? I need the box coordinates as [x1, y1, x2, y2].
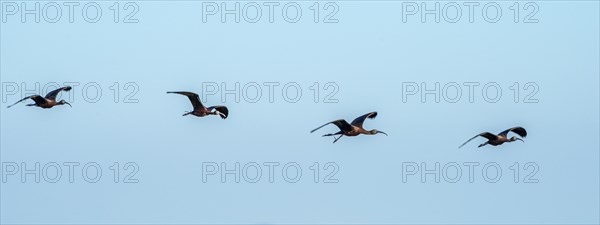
[65, 102, 72, 107]
[516, 138, 524, 143]
[378, 131, 388, 136]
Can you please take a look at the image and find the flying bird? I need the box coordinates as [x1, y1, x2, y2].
[7, 86, 72, 109]
[167, 91, 228, 119]
[311, 112, 387, 143]
[459, 127, 527, 148]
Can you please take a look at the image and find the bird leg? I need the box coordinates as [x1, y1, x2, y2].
[322, 132, 344, 143]
[333, 135, 343, 143]
[478, 142, 488, 148]
[182, 111, 192, 116]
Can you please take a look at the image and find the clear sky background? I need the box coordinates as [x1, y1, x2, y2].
[1, 1, 599, 224]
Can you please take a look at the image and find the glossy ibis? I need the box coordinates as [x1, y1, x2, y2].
[459, 127, 527, 148]
[6, 86, 72, 109]
[167, 91, 228, 119]
[311, 112, 387, 143]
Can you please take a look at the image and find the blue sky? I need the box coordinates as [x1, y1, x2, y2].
[1, 1, 599, 224]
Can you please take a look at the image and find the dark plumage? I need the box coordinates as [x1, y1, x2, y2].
[459, 127, 527, 148]
[311, 112, 387, 143]
[167, 91, 228, 119]
[7, 86, 72, 109]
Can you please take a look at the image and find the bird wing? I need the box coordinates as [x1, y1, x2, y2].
[167, 91, 204, 110]
[458, 132, 497, 148]
[44, 86, 72, 101]
[311, 119, 353, 133]
[498, 127, 527, 138]
[208, 106, 228, 119]
[6, 95, 47, 108]
[350, 112, 378, 128]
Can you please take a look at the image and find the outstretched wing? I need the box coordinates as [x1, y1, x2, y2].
[498, 127, 527, 138]
[458, 132, 497, 148]
[45, 86, 72, 101]
[311, 119, 353, 133]
[351, 112, 378, 128]
[208, 106, 228, 119]
[167, 91, 204, 110]
[6, 95, 47, 108]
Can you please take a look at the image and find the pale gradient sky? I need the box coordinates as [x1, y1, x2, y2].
[1, 1, 599, 224]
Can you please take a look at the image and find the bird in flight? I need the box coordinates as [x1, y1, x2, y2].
[7, 86, 72, 109]
[311, 111, 388, 143]
[167, 91, 228, 119]
[459, 127, 527, 148]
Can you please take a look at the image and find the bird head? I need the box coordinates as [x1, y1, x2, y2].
[370, 129, 388, 136]
[58, 100, 72, 107]
[510, 136, 524, 142]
